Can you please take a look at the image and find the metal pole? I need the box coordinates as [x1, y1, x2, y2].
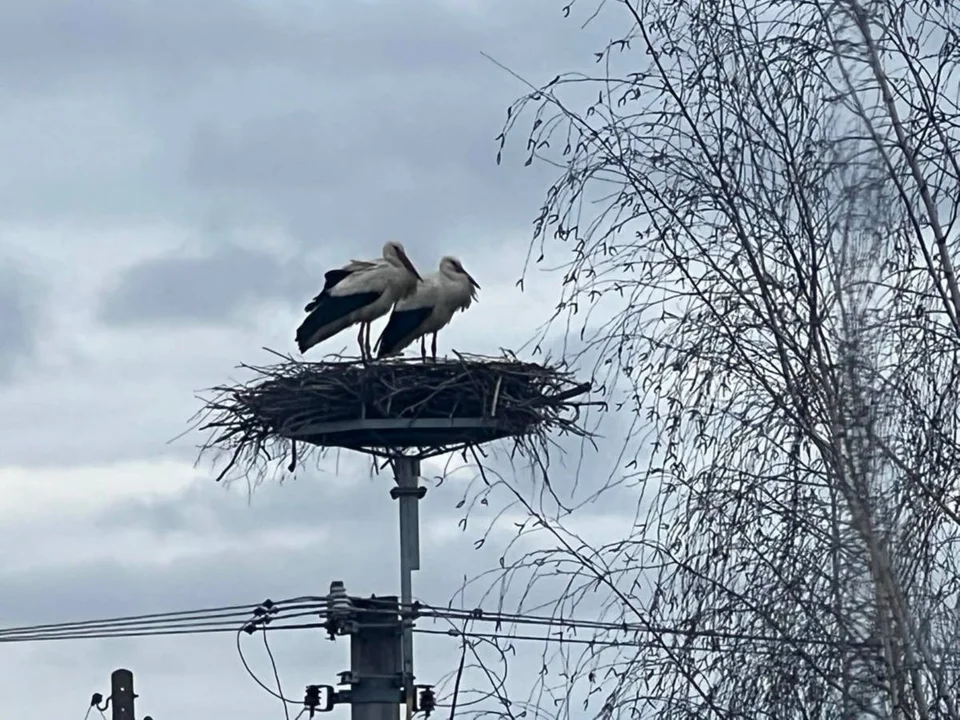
[389, 456, 425, 719]
[110, 669, 135, 720]
[349, 596, 402, 720]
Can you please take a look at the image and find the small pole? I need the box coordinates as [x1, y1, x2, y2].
[350, 596, 402, 720]
[389, 456, 425, 719]
[110, 669, 136, 720]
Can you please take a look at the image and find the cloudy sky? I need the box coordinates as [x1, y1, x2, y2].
[0, 1, 639, 718]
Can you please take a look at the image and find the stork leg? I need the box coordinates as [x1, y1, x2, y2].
[357, 323, 368, 363]
[363, 322, 373, 360]
[431, 333, 438, 361]
[420, 336, 427, 362]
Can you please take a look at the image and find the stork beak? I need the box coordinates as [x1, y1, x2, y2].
[465, 270, 480, 290]
[399, 249, 422, 281]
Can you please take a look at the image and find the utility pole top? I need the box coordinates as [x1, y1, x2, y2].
[349, 596, 402, 720]
[110, 669, 136, 720]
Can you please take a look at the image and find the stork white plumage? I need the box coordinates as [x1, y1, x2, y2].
[376, 256, 480, 360]
[296, 241, 422, 360]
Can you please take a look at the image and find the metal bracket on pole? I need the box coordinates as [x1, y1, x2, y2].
[389, 456, 424, 720]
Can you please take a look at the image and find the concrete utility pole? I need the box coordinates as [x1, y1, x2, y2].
[110, 669, 136, 720]
[348, 596, 402, 720]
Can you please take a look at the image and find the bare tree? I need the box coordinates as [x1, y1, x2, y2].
[472, 0, 960, 717]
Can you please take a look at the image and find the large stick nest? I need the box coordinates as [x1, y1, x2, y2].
[193, 352, 592, 483]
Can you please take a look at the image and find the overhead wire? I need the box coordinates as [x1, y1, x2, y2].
[235, 603, 309, 710]
[352, 597, 881, 651]
[448, 628, 468, 720]
[413, 626, 878, 658]
[0, 593, 881, 654]
[0, 598, 329, 643]
[30, 591, 894, 720]
[0, 602, 261, 636]
[263, 625, 290, 720]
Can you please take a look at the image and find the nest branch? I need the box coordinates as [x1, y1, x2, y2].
[190, 352, 593, 485]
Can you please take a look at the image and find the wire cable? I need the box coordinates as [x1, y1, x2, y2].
[447, 623, 468, 720]
[413, 626, 875, 658]
[351, 597, 881, 651]
[263, 628, 290, 720]
[235, 617, 305, 708]
[0, 599, 329, 643]
[0, 620, 327, 643]
[0, 592, 877, 653]
[0, 602, 263, 636]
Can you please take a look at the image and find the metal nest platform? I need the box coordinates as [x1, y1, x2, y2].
[194, 352, 592, 482]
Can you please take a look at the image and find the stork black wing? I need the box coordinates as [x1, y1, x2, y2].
[322, 268, 353, 291]
[376, 306, 433, 358]
[302, 269, 363, 312]
[296, 291, 383, 353]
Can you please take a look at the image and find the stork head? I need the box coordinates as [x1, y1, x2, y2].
[383, 241, 422, 281]
[439, 256, 480, 291]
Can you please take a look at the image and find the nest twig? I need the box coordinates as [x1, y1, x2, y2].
[191, 351, 593, 484]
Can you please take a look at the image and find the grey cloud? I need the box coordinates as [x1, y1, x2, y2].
[0, 475, 461, 628]
[0, 468, 561, 639]
[0, 0, 618, 247]
[184, 92, 555, 257]
[99, 244, 315, 326]
[0, 264, 40, 380]
[0, 0, 609, 83]
[0, 451, 631, 628]
[0, 0, 646, 715]
[164, 0, 618, 255]
[0, 0, 302, 84]
[0, 422, 634, 719]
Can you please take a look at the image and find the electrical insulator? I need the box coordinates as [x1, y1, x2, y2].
[418, 686, 436, 718]
[305, 685, 321, 718]
[328, 581, 351, 616]
[326, 580, 353, 638]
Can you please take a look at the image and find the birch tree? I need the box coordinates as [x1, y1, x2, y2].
[493, 0, 960, 716]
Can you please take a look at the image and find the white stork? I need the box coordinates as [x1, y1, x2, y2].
[376, 256, 480, 360]
[296, 241, 422, 360]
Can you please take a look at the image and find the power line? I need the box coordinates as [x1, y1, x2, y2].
[353, 597, 882, 651]
[263, 627, 290, 720]
[0, 601, 271, 637]
[421, 608, 876, 648]
[0, 598, 322, 634]
[0, 622, 327, 643]
[0, 598, 328, 643]
[413, 627, 876, 657]
[0, 594, 880, 653]
[235, 623, 305, 708]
